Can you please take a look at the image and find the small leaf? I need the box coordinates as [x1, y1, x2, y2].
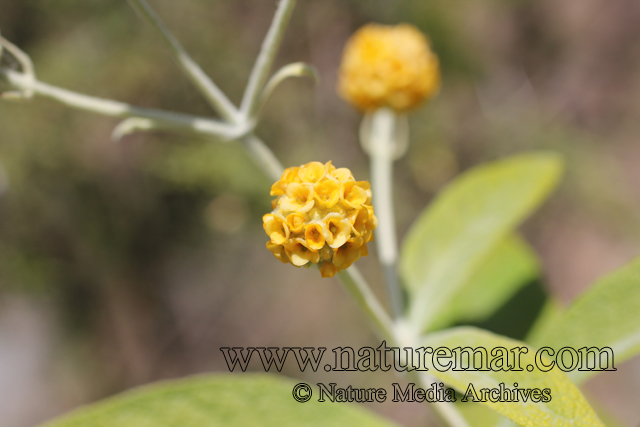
[256, 62, 318, 117]
[111, 117, 156, 142]
[530, 256, 640, 384]
[401, 152, 563, 332]
[422, 327, 605, 427]
[40, 374, 400, 427]
[429, 234, 540, 330]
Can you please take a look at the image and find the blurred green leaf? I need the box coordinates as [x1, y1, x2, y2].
[530, 256, 640, 384]
[39, 374, 400, 427]
[429, 234, 540, 330]
[456, 401, 503, 427]
[525, 298, 564, 346]
[401, 152, 563, 332]
[422, 327, 605, 427]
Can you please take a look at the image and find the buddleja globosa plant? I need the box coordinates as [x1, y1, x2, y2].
[2, 1, 640, 427]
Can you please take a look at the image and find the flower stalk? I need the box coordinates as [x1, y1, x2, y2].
[337, 273, 471, 427]
[337, 267, 394, 339]
[368, 107, 404, 318]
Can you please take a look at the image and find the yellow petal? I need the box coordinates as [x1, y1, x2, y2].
[266, 241, 289, 264]
[286, 213, 305, 233]
[332, 168, 354, 182]
[341, 181, 368, 208]
[298, 162, 326, 183]
[320, 262, 337, 278]
[314, 178, 340, 208]
[304, 223, 326, 251]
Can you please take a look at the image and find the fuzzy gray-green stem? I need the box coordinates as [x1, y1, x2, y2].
[368, 108, 404, 318]
[127, 0, 238, 122]
[0, 68, 240, 139]
[240, 0, 298, 118]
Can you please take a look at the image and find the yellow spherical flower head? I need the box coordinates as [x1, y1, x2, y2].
[263, 161, 377, 278]
[338, 23, 440, 112]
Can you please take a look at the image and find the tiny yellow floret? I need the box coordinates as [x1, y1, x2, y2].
[263, 161, 377, 277]
[338, 23, 440, 112]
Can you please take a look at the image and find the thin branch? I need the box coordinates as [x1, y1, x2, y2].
[240, 0, 297, 117]
[126, 0, 239, 122]
[0, 35, 35, 98]
[0, 68, 241, 139]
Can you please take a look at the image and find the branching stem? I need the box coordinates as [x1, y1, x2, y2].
[0, 68, 240, 139]
[126, 0, 238, 122]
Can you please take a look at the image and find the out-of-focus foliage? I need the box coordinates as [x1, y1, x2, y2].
[41, 374, 400, 427]
[428, 234, 540, 331]
[530, 257, 640, 384]
[401, 153, 562, 332]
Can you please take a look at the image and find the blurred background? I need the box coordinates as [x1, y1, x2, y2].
[1, 0, 640, 426]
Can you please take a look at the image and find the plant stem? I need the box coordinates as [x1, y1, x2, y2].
[240, 0, 297, 118]
[240, 134, 284, 181]
[337, 276, 470, 427]
[0, 68, 240, 139]
[337, 267, 394, 339]
[127, 0, 238, 122]
[0, 35, 35, 98]
[368, 107, 403, 318]
[126, 0, 296, 182]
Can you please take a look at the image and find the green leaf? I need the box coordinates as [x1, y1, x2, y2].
[429, 234, 540, 330]
[401, 152, 563, 332]
[525, 298, 564, 346]
[40, 374, 399, 427]
[422, 327, 605, 427]
[530, 256, 640, 384]
[456, 401, 504, 427]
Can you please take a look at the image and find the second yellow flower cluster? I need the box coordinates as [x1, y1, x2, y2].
[263, 161, 377, 278]
[338, 23, 440, 112]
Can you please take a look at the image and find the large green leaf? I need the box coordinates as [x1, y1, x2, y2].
[40, 374, 400, 427]
[530, 256, 640, 384]
[429, 234, 540, 330]
[422, 327, 604, 427]
[401, 153, 562, 332]
[525, 299, 564, 346]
